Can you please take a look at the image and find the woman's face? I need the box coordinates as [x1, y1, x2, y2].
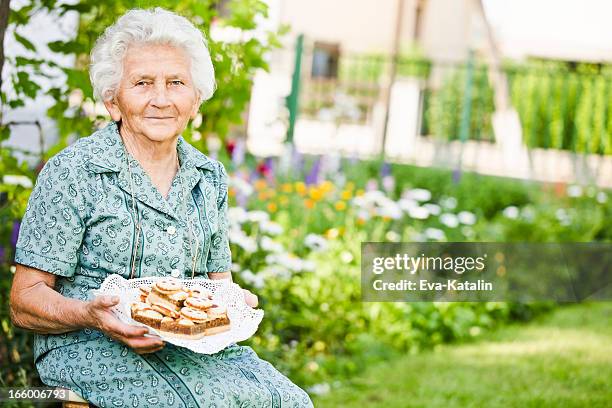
[104, 43, 200, 143]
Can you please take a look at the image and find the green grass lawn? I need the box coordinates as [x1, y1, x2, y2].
[314, 302, 612, 408]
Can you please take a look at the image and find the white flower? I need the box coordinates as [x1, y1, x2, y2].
[228, 207, 248, 224]
[385, 231, 401, 242]
[458, 211, 477, 225]
[521, 206, 536, 221]
[207, 135, 222, 152]
[555, 208, 571, 226]
[382, 175, 395, 192]
[398, 198, 418, 212]
[425, 227, 446, 241]
[229, 229, 258, 253]
[260, 220, 283, 235]
[408, 206, 429, 220]
[502, 206, 520, 219]
[229, 176, 254, 197]
[260, 265, 292, 280]
[461, 226, 475, 238]
[308, 383, 331, 396]
[68, 89, 84, 108]
[404, 188, 431, 202]
[266, 253, 311, 272]
[440, 213, 459, 228]
[247, 210, 270, 223]
[340, 251, 354, 263]
[376, 202, 403, 219]
[357, 209, 371, 221]
[424, 203, 441, 216]
[440, 196, 458, 209]
[567, 185, 583, 197]
[260, 236, 284, 253]
[231, 263, 241, 272]
[240, 269, 265, 289]
[304, 233, 328, 251]
[597, 192, 608, 203]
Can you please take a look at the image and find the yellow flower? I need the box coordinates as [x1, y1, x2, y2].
[325, 228, 339, 239]
[356, 218, 366, 226]
[295, 182, 307, 196]
[281, 183, 293, 193]
[319, 180, 334, 193]
[345, 181, 355, 191]
[334, 200, 347, 211]
[308, 187, 323, 201]
[267, 202, 278, 213]
[355, 189, 365, 197]
[341, 190, 352, 201]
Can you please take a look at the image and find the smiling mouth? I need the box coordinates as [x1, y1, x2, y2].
[145, 117, 174, 120]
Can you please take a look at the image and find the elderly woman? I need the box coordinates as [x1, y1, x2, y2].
[9, 7, 313, 408]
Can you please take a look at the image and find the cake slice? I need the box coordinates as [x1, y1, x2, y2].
[147, 279, 189, 312]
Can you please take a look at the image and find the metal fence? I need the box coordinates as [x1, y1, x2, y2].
[290, 46, 612, 156]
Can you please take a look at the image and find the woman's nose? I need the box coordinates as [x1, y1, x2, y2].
[150, 83, 171, 108]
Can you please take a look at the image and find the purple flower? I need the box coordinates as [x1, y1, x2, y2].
[11, 220, 20, 247]
[305, 157, 321, 185]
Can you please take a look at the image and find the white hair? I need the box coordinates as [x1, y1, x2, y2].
[89, 7, 216, 104]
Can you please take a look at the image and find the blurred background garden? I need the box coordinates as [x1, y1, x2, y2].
[0, 0, 611, 407]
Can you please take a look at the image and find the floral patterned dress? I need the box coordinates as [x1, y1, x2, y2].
[14, 121, 313, 408]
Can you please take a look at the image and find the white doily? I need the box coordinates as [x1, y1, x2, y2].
[91, 274, 264, 354]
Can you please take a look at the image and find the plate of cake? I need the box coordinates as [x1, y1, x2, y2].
[92, 274, 264, 354]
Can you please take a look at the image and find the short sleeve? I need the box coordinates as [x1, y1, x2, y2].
[206, 161, 232, 273]
[14, 156, 86, 277]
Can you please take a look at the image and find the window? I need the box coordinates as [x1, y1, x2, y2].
[311, 42, 340, 79]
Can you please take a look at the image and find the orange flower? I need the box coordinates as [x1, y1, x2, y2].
[258, 191, 268, 201]
[356, 218, 366, 226]
[254, 179, 267, 191]
[281, 183, 293, 193]
[305, 199, 315, 209]
[334, 201, 347, 211]
[267, 202, 278, 213]
[228, 187, 236, 197]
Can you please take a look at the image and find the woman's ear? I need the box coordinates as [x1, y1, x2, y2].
[103, 94, 122, 122]
[190, 91, 201, 119]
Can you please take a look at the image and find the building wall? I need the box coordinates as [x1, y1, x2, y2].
[277, 0, 478, 60]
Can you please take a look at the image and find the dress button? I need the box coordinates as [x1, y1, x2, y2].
[166, 225, 177, 236]
[171, 269, 181, 278]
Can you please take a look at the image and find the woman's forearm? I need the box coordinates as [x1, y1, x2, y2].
[10, 281, 93, 335]
[208, 271, 232, 281]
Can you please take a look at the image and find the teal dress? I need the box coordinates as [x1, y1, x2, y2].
[14, 121, 313, 408]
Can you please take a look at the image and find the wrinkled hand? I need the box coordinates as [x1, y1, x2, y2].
[86, 295, 165, 354]
[242, 289, 258, 308]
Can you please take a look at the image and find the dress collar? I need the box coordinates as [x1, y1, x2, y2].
[86, 120, 216, 220]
